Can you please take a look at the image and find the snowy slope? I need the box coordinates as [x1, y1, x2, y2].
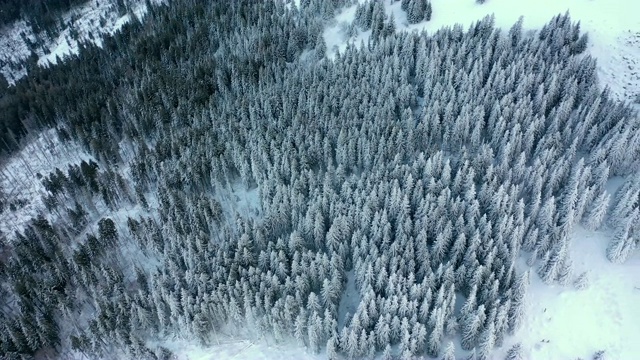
[320, 1, 640, 359]
[162, 2, 640, 359]
[324, 0, 640, 103]
[500, 225, 640, 360]
[162, 338, 325, 360]
[0, 129, 94, 237]
[0, 20, 33, 82]
[509, 176, 640, 359]
[2, 1, 638, 359]
[0, 0, 162, 84]
[36, 0, 157, 67]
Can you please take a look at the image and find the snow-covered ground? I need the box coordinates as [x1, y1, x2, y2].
[163, 338, 324, 360]
[0, 20, 33, 82]
[217, 182, 262, 220]
[0, 129, 94, 237]
[0, 0, 162, 84]
[2, 0, 638, 359]
[501, 225, 640, 360]
[324, 0, 640, 104]
[490, 176, 639, 359]
[36, 0, 157, 67]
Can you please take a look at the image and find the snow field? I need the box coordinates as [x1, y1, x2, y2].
[493, 225, 640, 360]
[162, 337, 324, 360]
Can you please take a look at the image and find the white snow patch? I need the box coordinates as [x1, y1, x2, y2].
[325, 0, 640, 102]
[499, 225, 640, 359]
[605, 176, 627, 200]
[323, 4, 365, 57]
[112, 13, 132, 34]
[0, 20, 34, 83]
[337, 270, 360, 329]
[0, 129, 94, 238]
[162, 337, 324, 360]
[217, 182, 261, 220]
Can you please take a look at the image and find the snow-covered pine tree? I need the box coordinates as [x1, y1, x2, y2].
[407, 0, 427, 24]
[442, 341, 456, 360]
[326, 335, 339, 360]
[593, 350, 607, 360]
[505, 343, 524, 360]
[573, 271, 590, 290]
[508, 271, 528, 333]
[537, 249, 561, 284]
[461, 304, 485, 350]
[308, 311, 324, 353]
[582, 191, 610, 230]
[606, 210, 638, 263]
[381, 343, 393, 360]
[294, 310, 307, 346]
[477, 321, 496, 360]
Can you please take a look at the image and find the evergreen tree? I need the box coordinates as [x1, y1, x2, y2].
[582, 191, 610, 231]
[98, 218, 119, 247]
[442, 341, 456, 360]
[593, 350, 606, 360]
[606, 216, 637, 264]
[573, 271, 590, 290]
[505, 343, 524, 360]
[478, 321, 496, 360]
[326, 335, 339, 360]
[0, 3, 635, 358]
[461, 305, 484, 350]
[508, 271, 529, 333]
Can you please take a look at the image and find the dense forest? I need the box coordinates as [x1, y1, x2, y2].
[0, 0, 91, 27]
[0, 0, 639, 359]
[0, 0, 135, 27]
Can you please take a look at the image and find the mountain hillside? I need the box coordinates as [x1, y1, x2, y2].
[0, 1, 638, 359]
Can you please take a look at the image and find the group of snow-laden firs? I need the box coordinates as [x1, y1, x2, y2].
[0, 0, 638, 359]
